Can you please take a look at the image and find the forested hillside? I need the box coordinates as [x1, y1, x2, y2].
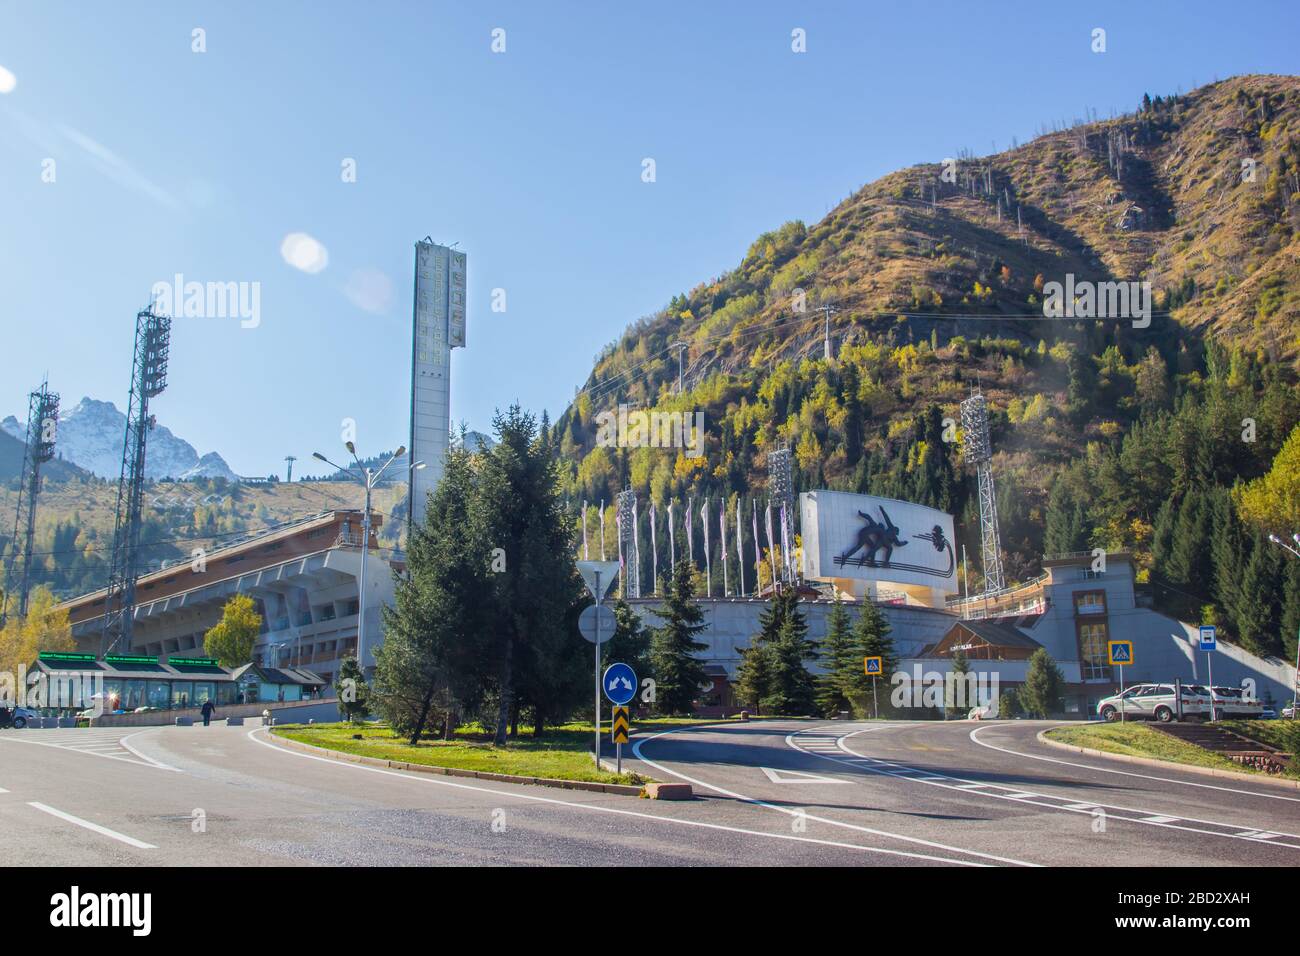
[554, 75, 1300, 663]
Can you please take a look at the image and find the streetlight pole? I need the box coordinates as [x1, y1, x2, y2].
[1267, 533, 1300, 718]
[313, 444, 425, 682]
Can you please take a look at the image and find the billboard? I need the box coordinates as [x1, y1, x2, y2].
[800, 491, 957, 593]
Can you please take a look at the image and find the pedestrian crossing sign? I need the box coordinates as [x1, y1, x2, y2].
[1107, 640, 1134, 665]
[864, 656, 882, 676]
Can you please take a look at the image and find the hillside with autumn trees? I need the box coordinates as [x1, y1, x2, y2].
[553, 75, 1300, 664]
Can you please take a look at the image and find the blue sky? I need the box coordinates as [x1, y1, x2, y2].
[0, 1, 1295, 475]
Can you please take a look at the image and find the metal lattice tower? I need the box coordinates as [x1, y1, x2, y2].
[1, 382, 59, 625]
[101, 307, 171, 656]
[960, 389, 1005, 594]
[616, 488, 638, 598]
[768, 445, 795, 584]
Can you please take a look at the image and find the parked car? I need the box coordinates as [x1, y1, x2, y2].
[1097, 684, 1206, 723]
[967, 702, 998, 720]
[2, 706, 43, 729]
[1283, 702, 1297, 720]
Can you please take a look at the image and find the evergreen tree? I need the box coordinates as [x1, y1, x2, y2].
[945, 646, 971, 719]
[854, 599, 898, 718]
[1236, 535, 1285, 656]
[647, 559, 710, 715]
[374, 443, 491, 743]
[480, 405, 587, 742]
[815, 598, 857, 716]
[736, 587, 817, 715]
[334, 656, 369, 724]
[1018, 648, 1064, 718]
[606, 599, 652, 715]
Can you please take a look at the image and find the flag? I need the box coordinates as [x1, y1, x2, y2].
[582, 500, 588, 560]
[615, 507, 624, 596]
[650, 502, 658, 594]
[780, 501, 790, 584]
[685, 496, 694, 565]
[631, 496, 640, 599]
[599, 500, 606, 561]
[736, 497, 745, 597]
[667, 500, 675, 572]
[720, 499, 729, 596]
[752, 500, 760, 597]
[701, 497, 711, 597]
[765, 500, 777, 590]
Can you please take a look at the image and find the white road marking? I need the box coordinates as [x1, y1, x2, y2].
[0, 729, 179, 772]
[968, 724, 1300, 804]
[632, 727, 1036, 867]
[785, 726, 1300, 852]
[26, 802, 156, 849]
[759, 767, 846, 784]
[247, 728, 986, 866]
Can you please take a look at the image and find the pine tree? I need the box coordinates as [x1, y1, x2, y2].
[479, 405, 587, 742]
[1018, 648, 1064, 718]
[374, 443, 491, 743]
[736, 588, 818, 715]
[607, 599, 651, 714]
[815, 598, 856, 716]
[648, 559, 710, 715]
[854, 599, 897, 718]
[334, 656, 369, 724]
[945, 646, 971, 719]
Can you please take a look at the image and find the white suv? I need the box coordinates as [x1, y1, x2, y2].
[1096, 684, 1204, 723]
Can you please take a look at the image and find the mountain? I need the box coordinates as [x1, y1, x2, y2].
[0, 429, 92, 483]
[554, 74, 1300, 588]
[2, 398, 240, 483]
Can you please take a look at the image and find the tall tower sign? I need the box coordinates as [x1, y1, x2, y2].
[408, 238, 466, 530]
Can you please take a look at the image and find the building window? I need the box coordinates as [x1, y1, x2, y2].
[1077, 621, 1110, 680]
[1073, 590, 1107, 616]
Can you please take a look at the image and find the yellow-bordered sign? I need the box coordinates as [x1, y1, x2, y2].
[1107, 640, 1134, 665]
[611, 706, 630, 744]
[864, 656, 883, 676]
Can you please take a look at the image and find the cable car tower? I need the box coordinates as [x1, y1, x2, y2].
[959, 387, 1005, 593]
[1, 381, 59, 626]
[101, 305, 171, 656]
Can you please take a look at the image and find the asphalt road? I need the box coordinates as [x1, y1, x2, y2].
[0, 719, 1295, 867]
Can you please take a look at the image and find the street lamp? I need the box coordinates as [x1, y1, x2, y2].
[1267, 532, 1300, 719]
[312, 445, 425, 680]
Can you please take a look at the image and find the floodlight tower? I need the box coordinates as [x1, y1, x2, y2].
[284, 455, 296, 482]
[1, 381, 59, 626]
[768, 445, 795, 585]
[617, 488, 638, 598]
[101, 306, 171, 656]
[959, 388, 1005, 594]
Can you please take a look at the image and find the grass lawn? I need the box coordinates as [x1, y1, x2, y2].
[1044, 722, 1263, 775]
[271, 717, 732, 787]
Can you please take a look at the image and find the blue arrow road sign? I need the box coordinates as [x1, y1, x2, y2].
[1199, 625, 1217, 652]
[603, 662, 637, 706]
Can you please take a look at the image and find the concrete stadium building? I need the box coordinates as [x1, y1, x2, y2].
[57, 510, 398, 688]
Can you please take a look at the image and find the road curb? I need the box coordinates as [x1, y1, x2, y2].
[266, 730, 645, 796]
[1035, 728, 1300, 790]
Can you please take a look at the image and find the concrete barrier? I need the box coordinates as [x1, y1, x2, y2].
[174, 716, 193, 726]
[225, 716, 244, 726]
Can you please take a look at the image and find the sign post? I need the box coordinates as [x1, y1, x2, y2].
[1199, 625, 1217, 721]
[603, 662, 637, 775]
[1107, 640, 1134, 723]
[577, 560, 620, 766]
[864, 656, 882, 720]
